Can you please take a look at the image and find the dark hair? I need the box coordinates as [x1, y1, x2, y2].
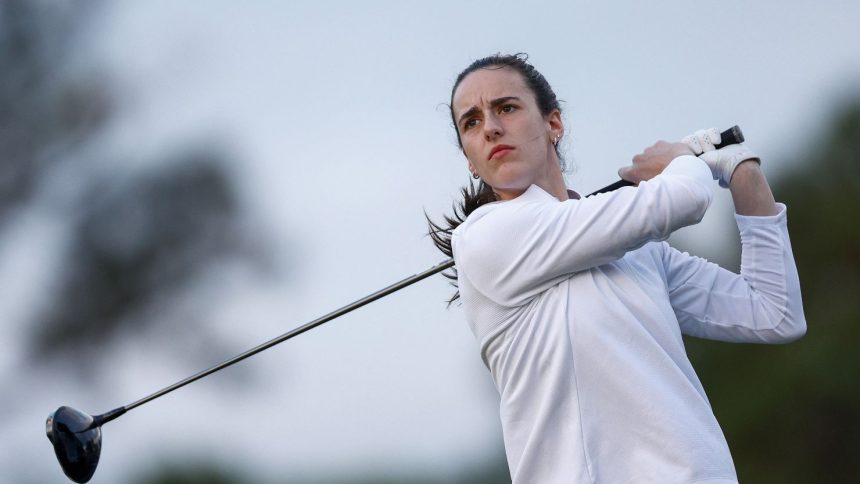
[427, 53, 563, 304]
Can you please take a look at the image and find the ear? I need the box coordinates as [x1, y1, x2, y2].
[546, 109, 564, 140]
[467, 159, 477, 175]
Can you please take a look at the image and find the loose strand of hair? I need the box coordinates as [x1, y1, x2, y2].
[425, 178, 496, 305]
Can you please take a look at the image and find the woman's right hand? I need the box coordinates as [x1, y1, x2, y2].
[618, 141, 694, 185]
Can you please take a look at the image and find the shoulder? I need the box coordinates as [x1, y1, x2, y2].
[453, 184, 562, 239]
[452, 185, 562, 271]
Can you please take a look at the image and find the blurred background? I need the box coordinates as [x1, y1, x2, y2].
[1, 0, 857, 482]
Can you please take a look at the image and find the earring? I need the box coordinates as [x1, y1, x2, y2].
[553, 134, 561, 146]
[472, 172, 480, 179]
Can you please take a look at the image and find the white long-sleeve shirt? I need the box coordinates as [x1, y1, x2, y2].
[451, 155, 806, 484]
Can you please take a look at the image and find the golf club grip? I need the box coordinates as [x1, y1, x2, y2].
[586, 125, 744, 197]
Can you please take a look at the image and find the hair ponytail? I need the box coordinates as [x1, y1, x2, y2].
[425, 179, 496, 305]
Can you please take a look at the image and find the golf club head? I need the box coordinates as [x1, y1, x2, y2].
[46, 406, 101, 483]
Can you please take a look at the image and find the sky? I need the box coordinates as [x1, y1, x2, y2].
[3, 0, 859, 482]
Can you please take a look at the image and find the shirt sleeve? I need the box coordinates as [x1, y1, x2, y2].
[661, 203, 807, 343]
[454, 155, 714, 307]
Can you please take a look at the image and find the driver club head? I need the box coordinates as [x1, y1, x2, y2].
[46, 406, 102, 483]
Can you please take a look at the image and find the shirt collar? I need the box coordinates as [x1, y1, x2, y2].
[514, 184, 579, 202]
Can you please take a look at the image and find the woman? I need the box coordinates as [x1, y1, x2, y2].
[428, 54, 806, 483]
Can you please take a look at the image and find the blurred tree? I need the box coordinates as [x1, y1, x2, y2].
[685, 98, 860, 483]
[0, 0, 107, 221]
[32, 150, 249, 359]
[0, 0, 270, 368]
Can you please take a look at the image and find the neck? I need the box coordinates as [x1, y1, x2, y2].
[540, 176, 570, 201]
[494, 159, 568, 201]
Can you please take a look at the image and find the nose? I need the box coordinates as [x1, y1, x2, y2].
[483, 112, 504, 141]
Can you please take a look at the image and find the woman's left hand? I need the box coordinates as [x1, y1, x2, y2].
[618, 141, 694, 185]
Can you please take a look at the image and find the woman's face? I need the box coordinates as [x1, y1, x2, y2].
[452, 67, 563, 200]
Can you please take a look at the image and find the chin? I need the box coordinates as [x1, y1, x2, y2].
[487, 177, 534, 198]
[489, 169, 533, 192]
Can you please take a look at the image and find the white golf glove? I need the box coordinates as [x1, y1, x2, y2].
[682, 128, 721, 154]
[682, 128, 760, 188]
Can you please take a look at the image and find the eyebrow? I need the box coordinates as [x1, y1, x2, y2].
[457, 96, 522, 127]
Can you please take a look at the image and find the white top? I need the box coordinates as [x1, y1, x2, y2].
[451, 155, 806, 484]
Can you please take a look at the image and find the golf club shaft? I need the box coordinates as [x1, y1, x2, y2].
[93, 125, 743, 426]
[92, 258, 456, 425]
[588, 125, 744, 196]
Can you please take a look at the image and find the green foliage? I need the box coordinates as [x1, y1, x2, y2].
[130, 453, 510, 484]
[134, 462, 248, 484]
[685, 98, 860, 483]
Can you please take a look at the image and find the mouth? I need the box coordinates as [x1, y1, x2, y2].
[489, 145, 515, 160]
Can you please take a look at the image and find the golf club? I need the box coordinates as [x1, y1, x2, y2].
[47, 126, 744, 483]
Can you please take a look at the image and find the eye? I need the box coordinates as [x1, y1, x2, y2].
[499, 104, 517, 114]
[463, 118, 480, 131]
